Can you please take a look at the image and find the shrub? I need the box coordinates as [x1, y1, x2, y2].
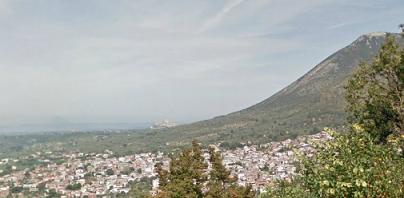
[263, 128, 404, 197]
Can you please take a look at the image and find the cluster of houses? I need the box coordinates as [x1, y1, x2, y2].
[220, 131, 332, 192]
[0, 151, 166, 197]
[0, 131, 332, 197]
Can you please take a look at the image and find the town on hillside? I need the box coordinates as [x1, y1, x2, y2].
[0, 131, 332, 197]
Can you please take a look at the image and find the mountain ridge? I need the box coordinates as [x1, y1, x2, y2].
[152, 32, 404, 147]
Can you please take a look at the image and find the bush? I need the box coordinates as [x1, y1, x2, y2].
[263, 129, 404, 197]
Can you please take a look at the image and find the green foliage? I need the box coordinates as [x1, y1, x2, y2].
[46, 189, 61, 198]
[155, 141, 255, 198]
[125, 178, 153, 198]
[207, 146, 234, 185]
[303, 130, 403, 197]
[263, 129, 404, 197]
[260, 180, 313, 198]
[205, 146, 255, 198]
[155, 140, 208, 198]
[10, 186, 23, 194]
[0, 164, 12, 176]
[106, 168, 115, 176]
[345, 36, 404, 143]
[65, 183, 82, 191]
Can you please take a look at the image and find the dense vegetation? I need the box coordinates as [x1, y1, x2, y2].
[346, 36, 403, 143]
[262, 129, 404, 197]
[262, 35, 404, 197]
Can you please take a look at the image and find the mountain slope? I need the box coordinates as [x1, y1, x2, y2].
[5, 32, 401, 157]
[149, 32, 404, 147]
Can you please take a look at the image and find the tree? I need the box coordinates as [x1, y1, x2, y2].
[400, 24, 404, 33]
[205, 146, 254, 198]
[205, 146, 233, 198]
[106, 168, 115, 176]
[126, 179, 153, 198]
[345, 35, 404, 143]
[10, 186, 23, 194]
[155, 140, 208, 198]
[46, 189, 61, 198]
[155, 141, 255, 198]
[207, 146, 235, 186]
[154, 162, 169, 189]
[66, 183, 82, 191]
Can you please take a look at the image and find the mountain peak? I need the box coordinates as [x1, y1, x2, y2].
[363, 32, 387, 37]
[355, 32, 387, 42]
[353, 32, 389, 47]
[356, 32, 404, 42]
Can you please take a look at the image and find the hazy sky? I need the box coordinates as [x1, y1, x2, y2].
[0, 0, 403, 125]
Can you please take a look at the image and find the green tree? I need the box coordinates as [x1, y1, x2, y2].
[345, 35, 404, 143]
[66, 183, 82, 191]
[155, 142, 255, 198]
[207, 146, 235, 185]
[106, 168, 115, 176]
[205, 146, 255, 198]
[46, 189, 61, 198]
[10, 186, 23, 194]
[126, 179, 152, 198]
[155, 140, 207, 198]
[260, 180, 313, 198]
[155, 162, 169, 189]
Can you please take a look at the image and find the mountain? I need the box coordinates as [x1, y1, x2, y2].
[3, 32, 402, 157]
[145, 32, 404, 148]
